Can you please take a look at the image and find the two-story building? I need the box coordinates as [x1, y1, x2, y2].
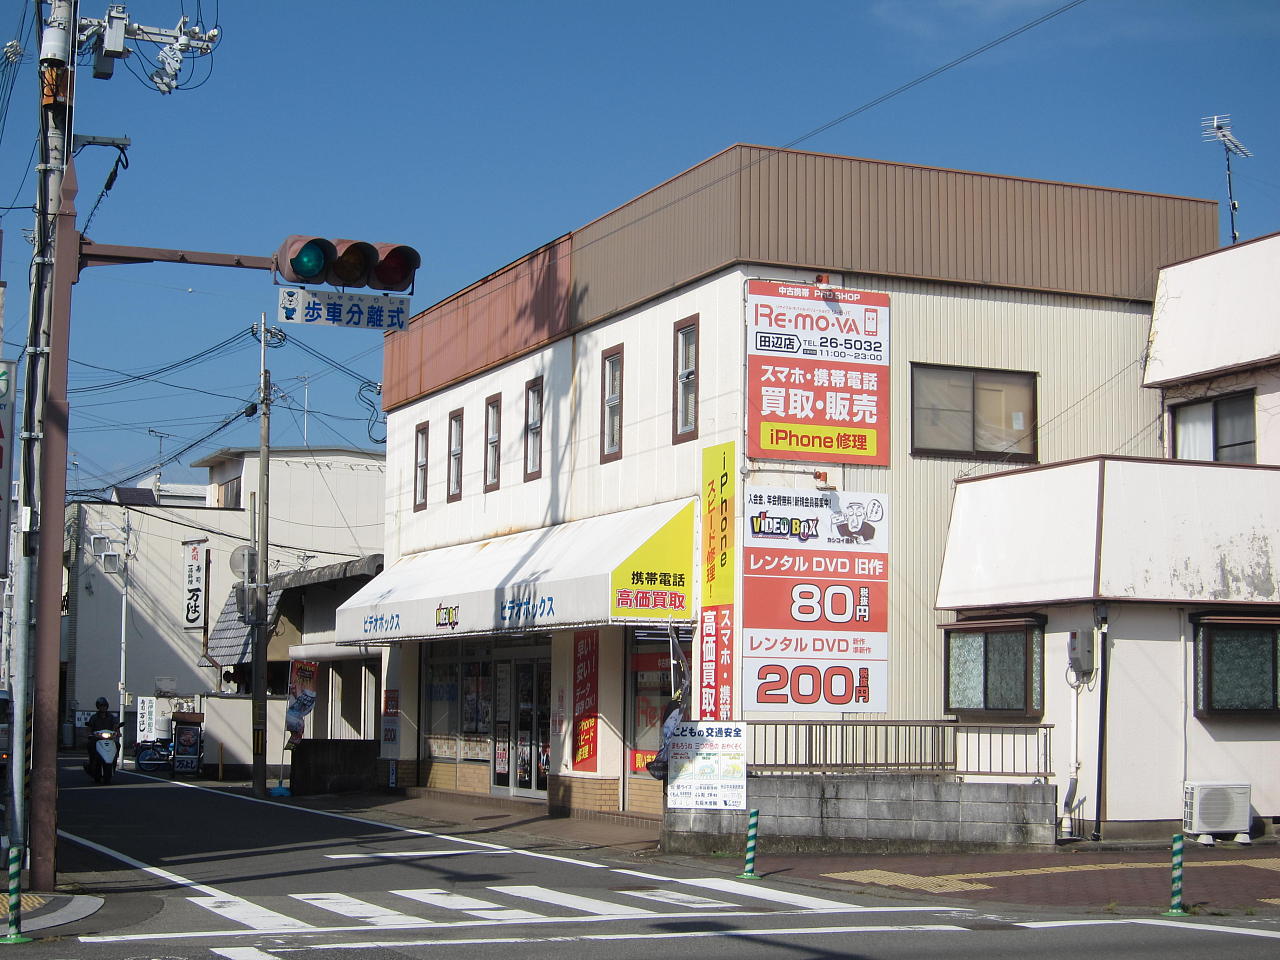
[337, 144, 1217, 827]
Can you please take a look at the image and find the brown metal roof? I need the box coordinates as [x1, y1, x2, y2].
[384, 145, 1217, 411]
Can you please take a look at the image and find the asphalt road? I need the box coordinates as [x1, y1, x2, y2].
[37, 757, 1280, 960]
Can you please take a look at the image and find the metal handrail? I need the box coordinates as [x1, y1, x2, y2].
[747, 720, 1053, 778]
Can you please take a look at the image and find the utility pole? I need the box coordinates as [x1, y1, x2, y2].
[12, 2, 219, 892]
[252, 317, 274, 798]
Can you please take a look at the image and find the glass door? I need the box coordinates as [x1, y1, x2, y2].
[493, 658, 550, 798]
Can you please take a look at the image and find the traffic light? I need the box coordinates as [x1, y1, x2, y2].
[275, 236, 421, 292]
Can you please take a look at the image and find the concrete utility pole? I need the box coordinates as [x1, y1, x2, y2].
[253, 317, 274, 798]
[14, 3, 221, 892]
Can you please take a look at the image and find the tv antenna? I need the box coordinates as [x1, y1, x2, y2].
[1201, 115, 1252, 245]
[148, 427, 176, 478]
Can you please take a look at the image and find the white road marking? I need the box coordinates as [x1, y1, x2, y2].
[325, 850, 513, 860]
[58, 830, 227, 898]
[1127, 918, 1280, 940]
[188, 896, 315, 930]
[289, 892, 435, 926]
[486, 885, 656, 916]
[614, 887, 733, 908]
[254, 922, 973, 950]
[676, 877, 863, 911]
[392, 887, 546, 920]
[211, 948, 281, 960]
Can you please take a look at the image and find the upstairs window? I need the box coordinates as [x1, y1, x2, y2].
[484, 394, 501, 493]
[1193, 615, 1279, 716]
[524, 376, 543, 482]
[912, 364, 1036, 461]
[447, 409, 463, 503]
[673, 316, 698, 444]
[1172, 392, 1256, 464]
[413, 421, 429, 511]
[944, 617, 1045, 720]
[601, 345, 624, 463]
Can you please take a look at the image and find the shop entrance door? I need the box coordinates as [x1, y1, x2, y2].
[492, 658, 550, 798]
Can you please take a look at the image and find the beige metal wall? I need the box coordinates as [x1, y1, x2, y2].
[832, 272, 1161, 721]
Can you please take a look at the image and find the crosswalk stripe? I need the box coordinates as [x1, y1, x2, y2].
[675, 878, 858, 911]
[187, 896, 315, 930]
[392, 888, 546, 920]
[488, 884, 656, 916]
[614, 888, 733, 909]
[289, 892, 436, 926]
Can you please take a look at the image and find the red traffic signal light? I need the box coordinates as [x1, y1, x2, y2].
[275, 236, 421, 292]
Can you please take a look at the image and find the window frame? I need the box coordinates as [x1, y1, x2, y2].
[942, 616, 1045, 721]
[1170, 390, 1256, 464]
[524, 375, 544, 482]
[483, 393, 502, 494]
[672, 314, 699, 444]
[413, 420, 429, 512]
[1192, 613, 1280, 717]
[446, 408, 464, 503]
[911, 362, 1038, 463]
[600, 344, 624, 464]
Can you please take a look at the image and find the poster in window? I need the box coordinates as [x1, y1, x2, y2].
[745, 280, 890, 466]
[741, 485, 890, 713]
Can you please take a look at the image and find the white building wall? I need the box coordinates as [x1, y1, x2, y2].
[67, 452, 384, 717]
[1038, 603, 1280, 829]
[1144, 234, 1280, 387]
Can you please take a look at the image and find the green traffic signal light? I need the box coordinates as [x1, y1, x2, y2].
[290, 240, 329, 281]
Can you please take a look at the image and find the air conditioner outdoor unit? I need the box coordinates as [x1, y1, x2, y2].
[1183, 781, 1251, 836]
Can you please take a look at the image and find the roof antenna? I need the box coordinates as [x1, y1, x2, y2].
[1201, 115, 1252, 245]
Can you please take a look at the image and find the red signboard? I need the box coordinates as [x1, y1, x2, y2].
[745, 280, 891, 466]
[572, 629, 599, 771]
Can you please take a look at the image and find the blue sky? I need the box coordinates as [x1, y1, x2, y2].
[1, 0, 1278, 489]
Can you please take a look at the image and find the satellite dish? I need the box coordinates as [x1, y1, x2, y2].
[230, 544, 257, 579]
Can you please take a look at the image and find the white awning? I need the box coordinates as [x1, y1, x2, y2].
[336, 499, 696, 644]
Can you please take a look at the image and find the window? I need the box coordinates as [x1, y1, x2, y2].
[1172, 392, 1255, 464]
[413, 421, 429, 511]
[1193, 615, 1280, 715]
[944, 617, 1044, 719]
[447, 409, 463, 502]
[912, 364, 1036, 461]
[601, 344, 624, 463]
[672, 315, 698, 443]
[524, 376, 543, 481]
[484, 394, 501, 493]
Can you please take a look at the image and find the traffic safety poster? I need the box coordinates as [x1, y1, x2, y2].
[741, 486, 889, 713]
[745, 279, 890, 466]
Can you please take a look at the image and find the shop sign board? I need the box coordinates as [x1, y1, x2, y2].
[136, 696, 157, 742]
[666, 722, 747, 810]
[571, 629, 599, 771]
[745, 280, 890, 465]
[610, 500, 696, 618]
[699, 441, 737, 721]
[182, 540, 208, 632]
[741, 485, 890, 713]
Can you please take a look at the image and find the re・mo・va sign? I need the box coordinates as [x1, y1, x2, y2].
[745, 280, 890, 466]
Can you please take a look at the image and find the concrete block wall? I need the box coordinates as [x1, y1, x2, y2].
[664, 774, 1056, 854]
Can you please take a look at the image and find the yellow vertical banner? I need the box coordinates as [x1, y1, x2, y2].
[701, 442, 735, 607]
[700, 442, 736, 720]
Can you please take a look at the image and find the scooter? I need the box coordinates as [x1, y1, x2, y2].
[86, 728, 119, 784]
